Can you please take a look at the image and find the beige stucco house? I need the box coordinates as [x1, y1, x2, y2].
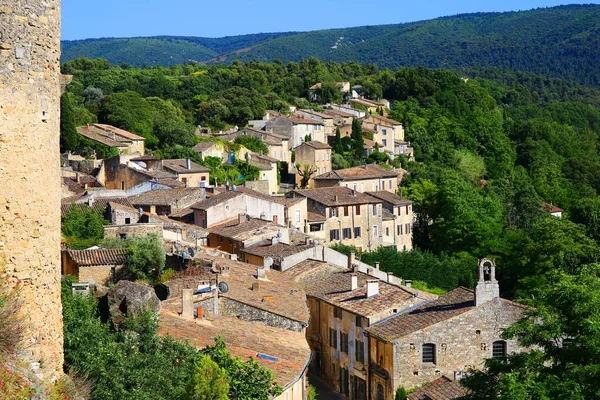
[294, 141, 332, 189]
[314, 164, 401, 194]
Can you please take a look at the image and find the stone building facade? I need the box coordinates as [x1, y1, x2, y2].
[366, 259, 527, 398]
[0, 0, 64, 380]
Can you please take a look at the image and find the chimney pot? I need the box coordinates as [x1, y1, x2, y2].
[186, 158, 192, 170]
[366, 279, 379, 298]
[351, 274, 358, 291]
[238, 213, 245, 225]
[252, 282, 260, 291]
[375, 262, 380, 270]
[181, 289, 194, 319]
[334, 195, 338, 203]
[405, 280, 412, 288]
[348, 252, 356, 269]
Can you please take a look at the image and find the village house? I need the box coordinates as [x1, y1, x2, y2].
[294, 141, 332, 189]
[366, 191, 414, 251]
[131, 187, 207, 216]
[247, 152, 280, 194]
[162, 158, 211, 188]
[349, 98, 386, 114]
[309, 82, 351, 102]
[365, 259, 527, 398]
[61, 247, 128, 285]
[265, 115, 325, 148]
[76, 123, 146, 156]
[103, 222, 163, 240]
[287, 260, 436, 400]
[361, 115, 405, 156]
[313, 164, 402, 193]
[158, 255, 311, 400]
[330, 104, 367, 119]
[292, 187, 385, 252]
[407, 377, 466, 400]
[281, 195, 308, 231]
[238, 128, 292, 165]
[191, 187, 286, 229]
[323, 109, 354, 127]
[296, 109, 336, 137]
[191, 141, 225, 160]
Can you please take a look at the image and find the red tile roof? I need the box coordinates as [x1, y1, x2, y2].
[67, 248, 128, 266]
[162, 159, 210, 174]
[314, 164, 398, 181]
[294, 186, 382, 207]
[94, 123, 146, 141]
[407, 376, 467, 400]
[366, 191, 413, 206]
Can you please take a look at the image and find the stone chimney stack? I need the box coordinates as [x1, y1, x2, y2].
[366, 279, 379, 298]
[238, 213, 246, 225]
[186, 158, 192, 170]
[348, 251, 356, 269]
[351, 274, 358, 291]
[181, 289, 194, 319]
[475, 258, 500, 306]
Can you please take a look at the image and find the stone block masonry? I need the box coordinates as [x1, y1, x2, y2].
[0, 0, 63, 381]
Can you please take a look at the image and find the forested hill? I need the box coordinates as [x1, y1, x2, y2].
[61, 5, 600, 87]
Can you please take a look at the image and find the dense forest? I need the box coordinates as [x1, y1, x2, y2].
[62, 5, 600, 87]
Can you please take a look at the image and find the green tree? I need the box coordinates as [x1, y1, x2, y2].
[333, 127, 344, 155]
[351, 118, 364, 160]
[62, 207, 109, 249]
[187, 355, 230, 400]
[461, 265, 600, 400]
[60, 93, 80, 153]
[234, 135, 268, 154]
[101, 233, 165, 282]
[295, 164, 318, 189]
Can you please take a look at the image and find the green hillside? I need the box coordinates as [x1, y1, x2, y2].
[61, 5, 600, 86]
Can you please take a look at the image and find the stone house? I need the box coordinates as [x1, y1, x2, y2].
[314, 164, 401, 194]
[281, 195, 308, 231]
[191, 141, 224, 160]
[237, 128, 292, 165]
[330, 104, 367, 119]
[97, 154, 186, 191]
[248, 152, 280, 194]
[292, 187, 385, 252]
[265, 116, 325, 149]
[162, 159, 211, 188]
[294, 141, 332, 189]
[288, 261, 436, 400]
[349, 98, 384, 114]
[62, 248, 128, 285]
[191, 187, 286, 229]
[361, 115, 404, 155]
[158, 254, 311, 400]
[366, 191, 414, 252]
[323, 109, 354, 127]
[103, 222, 163, 240]
[77, 123, 146, 155]
[296, 109, 336, 137]
[131, 188, 207, 216]
[365, 259, 527, 398]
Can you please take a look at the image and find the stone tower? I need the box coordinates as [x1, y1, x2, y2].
[475, 258, 500, 306]
[0, 0, 63, 380]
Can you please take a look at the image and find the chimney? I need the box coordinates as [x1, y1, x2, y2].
[348, 252, 355, 269]
[86, 123, 90, 130]
[475, 258, 500, 306]
[367, 267, 374, 275]
[257, 267, 267, 280]
[200, 187, 206, 199]
[238, 213, 245, 225]
[375, 262, 380, 270]
[405, 280, 412, 288]
[334, 195, 338, 203]
[87, 197, 94, 207]
[387, 272, 394, 282]
[366, 280, 379, 298]
[181, 289, 194, 320]
[351, 274, 358, 291]
[186, 158, 192, 170]
[252, 282, 260, 291]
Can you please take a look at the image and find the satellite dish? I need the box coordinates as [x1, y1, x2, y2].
[181, 251, 188, 258]
[137, 161, 147, 169]
[276, 231, 282, 239]
[218, 281, 229, 293]
[266, 257, 274, 268]
[188, 248, 195, 257]
[313, 239, 319, 246]
[138, 207, 143, 214]
[174, 243, 181, 250]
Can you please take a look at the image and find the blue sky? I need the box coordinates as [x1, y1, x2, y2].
[61, 0, 599, 40]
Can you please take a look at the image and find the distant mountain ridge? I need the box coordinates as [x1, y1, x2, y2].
[61, 4, 600, 87]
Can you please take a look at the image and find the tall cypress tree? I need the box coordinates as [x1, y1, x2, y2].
[60, 93, 80, 153]
[333, 126, 344, 154]
[351, 118, 364, 160]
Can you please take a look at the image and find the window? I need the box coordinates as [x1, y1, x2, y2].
[373, 204, 377, 216]
[201, 176, 206, 181]
[355, 340, 365, 363]
[343, 228, 352, 239]
[329, 328, 338, 349]
[121, 181, 125, 190]
[373, 225, 378, 238]
[295, 210, 301, 223]
[330, 229, 340, 241]
[341, 332, 349, 354]
[389, 179, 392, 189]
[397, 206, 402, 215]
[386, 227, 390, 236]
[382, 129, 387, 136]
[355, 205, 361, 215]
[422, 343, 436, 364]
[330, 207, 337, 218]
[406, 223, 411, 234]
[382, 139, 387, 147]
[273, 215, 278, 223]
[406, 205, 409, 214]
[340, 368, 349, 396]
[354, 227, 361, 238]
[397, 225, 401, 235]
[125, 217, 131, 225]
[182, 177, 188, 185]
[376, 384, 385, 400]
[492, 340, 507, 358]
[310, 223, 323, 232]
[333, 306, 342, 319]
[119, 233, 127, 239]
[344, 206, 349, 216]
[355, 315, 362, 327]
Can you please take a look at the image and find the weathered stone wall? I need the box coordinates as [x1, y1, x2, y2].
[103, 223, 163, 239]
[0, 0, 63, 380]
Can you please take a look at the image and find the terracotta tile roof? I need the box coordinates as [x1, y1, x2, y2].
[306, 211, 326, 221]
[184, 255, 310, 324]
[158, 311, 310, 387]
[541, 201, 563, 213]
[294, 187, 382, 207]
[285, 116, 324, 126]
[300, 141, 331, 150]
[243, 242, 313, 258]
[208, 217, 284, 242]
[61, 197, 134, 216]
[301, 269, 421, 318]
[162, 159, 210, 174]
[285, 259, 346, 286]
[323, 109, 355, 118]
[367, 287, 476, 341]
[366, 191, 413, 206]
[67, 248, 128, 266]
[76, 126, 129, 148]
[131, 188, 202, 207]
[407, 376, 467, 400]
[129, 155, 160, 162]
[314, 164, 398, 181]
[192, 141, 219, 152]
[250, 152, 278, 163]
[297, 109, 333, 119]
[350, 98, 381, 107]
[382, 209, 395, 220]
[191, 190, 243, 210]
[94, 123, 146, 141]
[367, 114, 402, 126]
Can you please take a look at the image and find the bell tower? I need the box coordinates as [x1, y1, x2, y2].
[475, 258, 500, 306]
[0, 0, 63, 380]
